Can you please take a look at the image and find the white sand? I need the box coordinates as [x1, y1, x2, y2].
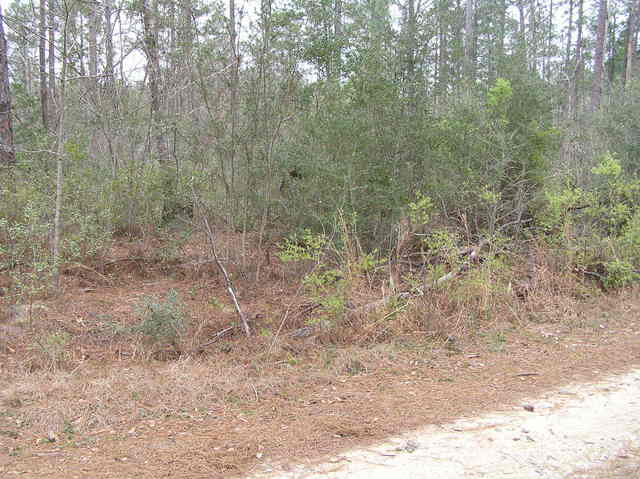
[251, 368, 640, 478]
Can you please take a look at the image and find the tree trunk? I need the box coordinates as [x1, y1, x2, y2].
[608, 10, 617, 84]
[545, 0, 554, 80]
[591, 0, 607, 111]
[39, 0, 48, 130]
[625, 0, 640, 87]
[228, 0, 239, 200]
[569, 0, 584, 121]
[333, 0, 343, 80]
[88, 1, 98, 81]
[52, 9, 68, 292]
[104, 0, 114, 85]
[464, 0, 474, 81]
[404, 0, 418, 107]
[517, 0, 528, 66]
[141, 0, 166, 163]
[494, 0, 506, 79]
[0, 5, 15, 166]
[565, 0, 574, 71]
[48, 0, 56, 117]
[437, 0, 449, 96]
[73, 12, 85, 77]
[20, 24, 33, 95]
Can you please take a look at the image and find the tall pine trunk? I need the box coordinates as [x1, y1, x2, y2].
[0, 4, 15, 166]
[591, 0, 607, 111]
[48, 0, 56, 120]
[88, 2, 98, 81]
[104, 0, 114, 88]
[39, 0, 48, 130]
[569, 0, 584, 121]
[625, 0, 640, 87]
[141, 0, 165, 163]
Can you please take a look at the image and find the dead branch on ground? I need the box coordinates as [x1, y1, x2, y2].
[202, 216, 251, 337]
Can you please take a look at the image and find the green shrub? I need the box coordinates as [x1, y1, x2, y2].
[277, 229, 327, 263]
[603, 259, 639, 289]
[132, 290, 188, 345]
[31, 331, 72, 369]
[539, 154, 640, 288]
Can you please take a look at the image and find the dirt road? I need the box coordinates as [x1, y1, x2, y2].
[252, 369, 640, 478]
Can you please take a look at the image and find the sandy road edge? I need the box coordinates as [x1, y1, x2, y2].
[250, 367, 640, 478]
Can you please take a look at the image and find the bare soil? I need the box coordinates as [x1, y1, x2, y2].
[1, 237, 639, 478]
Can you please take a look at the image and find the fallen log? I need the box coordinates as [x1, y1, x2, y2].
[354, 238, 491, 314]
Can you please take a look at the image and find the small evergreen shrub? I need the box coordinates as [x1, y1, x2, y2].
[132, 290, 188, 346]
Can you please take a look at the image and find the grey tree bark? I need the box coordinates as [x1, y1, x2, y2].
[141, 0, 166, 163]
[88, 0, 98, 81]
[400, 0, 419, 110]
[39, 0, 48, 130]
[625, 0, 640, 87]
[0, 4, 15, 166]
[569, 0, 584, 121]
[48, 0, 56, 118]
[104, 0, 114, 86]
[333, 0, 343, 80]
[52, 7, 69, 291]
[565, 0, 574, 71]
[591, 0, 607, 111]
[545, 0, 554, 80]
[464, 0, 475, 81]
[517, 0, 528, 66]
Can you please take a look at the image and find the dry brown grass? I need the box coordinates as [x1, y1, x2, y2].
[1, 232, 640, 477]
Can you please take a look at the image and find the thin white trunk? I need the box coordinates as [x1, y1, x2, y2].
[52, 13, 68, 292]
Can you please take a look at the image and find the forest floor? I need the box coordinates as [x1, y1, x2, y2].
[1, 236, 639, 478]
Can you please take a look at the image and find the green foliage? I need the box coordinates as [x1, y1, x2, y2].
[592, 154, 622, 177]
[588, 153, 640, 234]
[357, 251, 384, 275]
[31, 331, 71, 369]
[487, 78, 513, 119]
[414, 77, 556, 235]
[539, 184, 585, 237]
[422, 228, 461, 269]
[303, 268, 347, 324]
[277, 229, 326, 262]
[407, 193, 434, 227]
[598, 81, 640, 174]
[620, 211, 640, 264]
[539, 154, 640, 288]
[483, 330, 507, 352]
[0, 197, 56, 301]
[603, 259, 639, 289]
[103, 162, 167, 235]
[132, 290, 188, 345]
[5, 0, 639, 313]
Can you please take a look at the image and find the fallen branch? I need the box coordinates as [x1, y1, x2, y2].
[64, 262, 115, 285]
[191, 325, 236, 353]
[101, 257, 148, 266]
[355, 239, 491, 314]
[202, 216, 251, 337]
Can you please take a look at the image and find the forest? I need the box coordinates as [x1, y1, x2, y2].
[0, 0, 639, 340]
[1, 1, 640, 474]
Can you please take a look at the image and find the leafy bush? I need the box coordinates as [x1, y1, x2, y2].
[539, 154, 640, 287]
[132, 290, 188, 346]
[603, 259, 639, 289]
[31, 331, 72, 370]
[277, 229, 327, 263]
